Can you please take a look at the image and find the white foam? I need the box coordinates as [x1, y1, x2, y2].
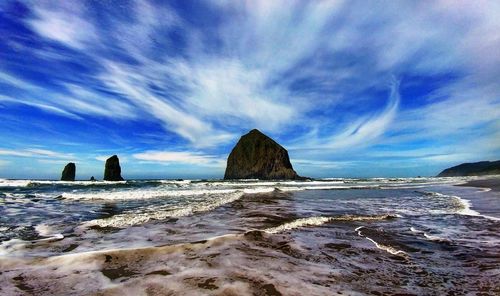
[62, 188, 239, 200]
[158, 180, 192, 185]
[242, 187, 276, 194]
[35, 223, 58, 237]
[423, 233, 449, 242]
[453, 196, 481, 216]
[0, 179, 32, 187]
[356, 227, 406, 256]
[0, 234, 64, 257]
[449, 194, 500, 221]
[265, 214, 398, 234]
[83, 191, 247, 228]
[64, 186, 280, 201]
[410, 227, 422, 233]
[265, 216, 332, 234]
[364, 236, 406, 256]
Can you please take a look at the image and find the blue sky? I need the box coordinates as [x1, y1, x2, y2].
[0, 0, 499, 179]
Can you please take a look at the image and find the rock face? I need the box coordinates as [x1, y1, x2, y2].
[437, 160, 500, 177]
[61, 163, 76, 181]
[104, 155, 124, 181]
[224, 129, 301, 180]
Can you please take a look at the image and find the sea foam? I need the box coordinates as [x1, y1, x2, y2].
[265, 214, 398, 234]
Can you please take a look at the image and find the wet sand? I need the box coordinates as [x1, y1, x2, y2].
[457, 177, 500, 192]
[2, 178, 500, 295]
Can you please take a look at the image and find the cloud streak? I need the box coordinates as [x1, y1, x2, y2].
[133, 151, 225, 167]
[0, 148, 73, 159]
[0, 0, 498, 177]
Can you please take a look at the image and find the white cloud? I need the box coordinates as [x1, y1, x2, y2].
[292, 79, 400, 151]
[6, 0, 500, 167]
[100, 61, 235, 147]
[28, 3, 97, 49]
[0, 72, 40, 90]
[292, 159, 355, 170]
[174, 58, 297, 131]
[133, 151, 225, 167]
[0, 148, 73, 159]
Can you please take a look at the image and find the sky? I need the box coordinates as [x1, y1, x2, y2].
[0, 0, 499, 179]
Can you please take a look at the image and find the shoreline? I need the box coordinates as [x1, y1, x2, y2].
[456, 177, 500, 193]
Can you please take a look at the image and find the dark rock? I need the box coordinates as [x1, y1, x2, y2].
[90, 176, 96, 181]
[224, 129, 301, 180]
[103, 155, 124, 181]
[61, 162, 76, 181]
[437, 160, 500, 177]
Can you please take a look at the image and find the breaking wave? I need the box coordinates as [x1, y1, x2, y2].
[355, 226, 406, 256]
[265, 214, 399, 234]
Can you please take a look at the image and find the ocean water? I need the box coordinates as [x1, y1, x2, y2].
[0, 177, 499, 295]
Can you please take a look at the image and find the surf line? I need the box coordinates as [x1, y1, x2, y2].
[264, 214, 398, 234]
[355, 226, 407, 256]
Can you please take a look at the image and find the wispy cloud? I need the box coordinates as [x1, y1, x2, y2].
[0, 0, 498, 177]
[0, 148, 73, 159]
[133, 151, 225, 167]
[27, 2, 97, 49]
[290, 79, 400, 151]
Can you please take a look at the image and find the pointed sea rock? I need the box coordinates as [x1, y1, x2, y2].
[224, 129, 301, 180]
[103, 155, 124, 181]
[61, 162, 76, 181]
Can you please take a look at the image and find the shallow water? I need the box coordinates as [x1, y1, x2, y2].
[0, 177, 499, 295]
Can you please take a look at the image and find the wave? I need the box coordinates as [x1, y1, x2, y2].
[453, 195, 500, 221]
[0, 179, 131, 188]
[418, 190, 500, 221]
[63, 188, 237, 200]
[0, 234, 64, 257]
[63, 186, 277, 201]
[355, 226, 406, 256]
[423, 233, 449, 242]
[410, 227, 450, 242]
[265, 214, 399, 234]
[82, 189, 277, 227]
[0, 176, 468, 190]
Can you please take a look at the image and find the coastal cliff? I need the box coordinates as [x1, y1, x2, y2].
[437, 160, 500, 177]
[224, 129, 301, 180]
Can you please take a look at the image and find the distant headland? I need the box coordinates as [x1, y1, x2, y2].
[437, 160, 500, 177]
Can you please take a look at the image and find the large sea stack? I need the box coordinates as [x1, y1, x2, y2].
[61, 162, 76, 181]
[104, 155, 124, 181]
[437, 160, 500, 177]
[224, 129, 301, 180]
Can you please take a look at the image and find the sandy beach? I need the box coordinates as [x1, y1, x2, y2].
[1, 177, 499, 295]
[457, 177, 500, 192]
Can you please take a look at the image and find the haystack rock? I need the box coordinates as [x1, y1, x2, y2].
[104, 155, 124, 181]
[61, 162, 76, 181]
[224, 129, 301, 180]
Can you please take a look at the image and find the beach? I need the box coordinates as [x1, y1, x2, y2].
[457, 177, 500, 192]
[1, 176, 499, 295]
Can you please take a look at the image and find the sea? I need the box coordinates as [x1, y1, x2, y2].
[0, 176, 499, 295]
